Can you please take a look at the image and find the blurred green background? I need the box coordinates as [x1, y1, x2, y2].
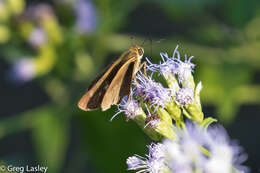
[0, 0, 260, 172]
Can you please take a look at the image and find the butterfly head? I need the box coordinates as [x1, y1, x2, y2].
[130, 45, 144, 57]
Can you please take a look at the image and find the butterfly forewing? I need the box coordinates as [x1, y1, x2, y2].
[101, 58, 137, 110]
[78, 58, 124, 110]
[118, 61, 136, 103]
[78, 45, 144, 111]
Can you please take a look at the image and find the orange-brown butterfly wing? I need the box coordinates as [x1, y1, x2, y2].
[78, 45, 144, 111]
[101, 57, 137, 110]
[77, 54, 127, 111]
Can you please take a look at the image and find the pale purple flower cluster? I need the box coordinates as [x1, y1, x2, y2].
[204, 126, 249, 173]
[174, 55, 195, 85]
[170, 124, 248, 173]
[127, 124, 248, 173]
[175, 87, 194, 106]
[111, 93, 142, 121]
[28, 28, 47, 47]
[8, 58, 35, 83]
[126, 143, 167, 173]
[123, 46, 248, 173]
[146, 52, 178, 78]
[146, 45, 197, 106]
[144, 113, 160, 128]
[75, 0, 98, 34]
[147, 45, 195, 83]
[135, 73, 173, 110]
[115, 46, 198, 119]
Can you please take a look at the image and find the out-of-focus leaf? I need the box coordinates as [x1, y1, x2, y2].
[31, 108, 69, 173]
[157, 0, 219, 19]
[0, 107, 49, 139]
[78, 108, 149, 173]
[0, 25, 10, 43]
[223, 0, 259, 27]
[198, 61, 252, 124]
[245, 15, 260, 40]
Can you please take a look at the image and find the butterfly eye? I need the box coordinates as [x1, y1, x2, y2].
[138, 48, 144, 56]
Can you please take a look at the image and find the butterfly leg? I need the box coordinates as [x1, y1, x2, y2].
[138, 61, 147, 76]
[132, 61, 147, 89]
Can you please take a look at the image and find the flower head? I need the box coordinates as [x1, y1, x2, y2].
[148, 143, 166, 160]
[204, 126, 249, 173]
[146, 52, 178, 79]
[174, 55, 195, 85]
[163, 124, 249, 173]
[175, 87, 194, 106]
[147, 46, 195, 80]
[135, 73, 173, 110]
[127, 143, 167, 173]
[111, 91, 142, 121]
[28, 27, 47, 47]
[126, 123, 248, 173]
[75, 0, 98, 33]
[127, 155, 147, 171]
[145, 113, 161, 128]
[8, 58, 35, 83]
[147, 46, 195, 90]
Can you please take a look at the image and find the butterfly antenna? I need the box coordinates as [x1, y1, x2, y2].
[142, 37, 147, 46]
[130, 35, 135, 46]
[156, 38, 166, 43]
[149, 37, 153, 58]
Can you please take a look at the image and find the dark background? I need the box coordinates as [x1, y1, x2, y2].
[0, 0, 260, 172]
